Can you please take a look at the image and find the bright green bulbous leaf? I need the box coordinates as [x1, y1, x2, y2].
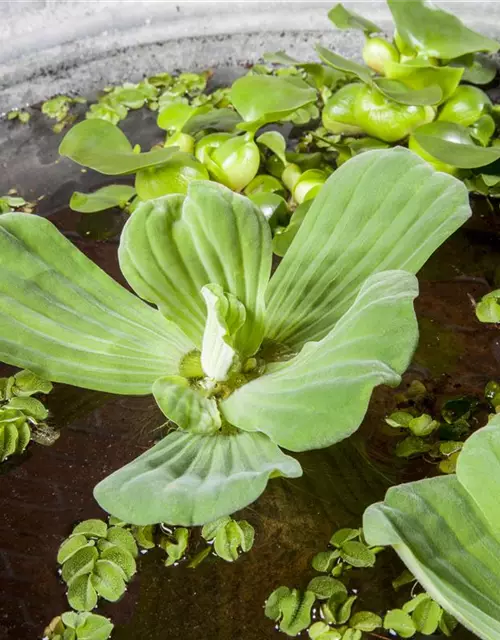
[363, 416, 500, 640]
[438, 85, 492, 128]
[257, 131, 288, 166]
[59, 119, 181, 175]
[157, 103, 208, 132]
[222, 271, 418, 452]
[118, 181, 272, 356]
[230, 75, 317, 125]
[328, 3, 381, 35]
[70, 185, 136, 213]
[205, 134, 260, 192]
[451, 54, 497, 86]
[0, 213, 192, 394]
[134, 154, 209, 200]
[94, 429, 302, 526]
[388, 0, 499, 59]
[322, 83, 364, 135]
[414, 121, 500, 168]
[265, 147, 470, 350]
[201, 284, 246, 381]
[152, 375, 221, 434]
[384, 60, 463, 104]
[475, 289, 500, 323]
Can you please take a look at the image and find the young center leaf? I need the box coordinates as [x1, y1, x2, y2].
[118, 181, 272, 356]
[265, 147, 471, 351]
[222, 270, 418, 451]
[94, 429, 302, 526]
[363, 415, 500, 639]
[0, 213, 191, 394]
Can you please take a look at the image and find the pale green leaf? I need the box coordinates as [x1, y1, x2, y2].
[118, 181, 272, 356]
[94, 429, 302, 526]
[222, 271, 418, 451]
[59, 119, 180, 175]
[278, 589, 316, 636]
[152, 375, 221, 434]
[364, 416, 500, 639]
[412, 597, 443, 634]
[238, 520, 255, 552]
[230, 75, 317, 125]
[61, 546, 98, 585]
[161, 527, 189, 566]
[0, 423, 19, 461]
[72, 520, 108, 539]
[330, 528, 360, 548]
[328, 4, 381, 34]
[0, 213, 192, 394]
[106, 526, 138, 558]
[476, 289, 500, 323]
[90, 560, 126, 602]
[67, 574, 98, 612]
[308, 621, 341, 640]
[384, 59, 463, 103]
[257, 131, 288, 165]
[200, 284, 246, 381]
[7, 396, 48, 420]
[350, 611, 382, 632]
[15, 420, 31, 454]
[383, 609, 416, 638]
[339, 541, 376, 568]
[337, 594, 357, 624]
[12, 369, 53, 396]
[70, 185, 136, 213]
[57, 535, 91, 565]
[264, 147, 470, 350]
[201, 516, 231, 541]
[100, 544, 136, 580]
[387, 0, 499, 59]
[213, 520, 243, 562]
[74, 613, 113, 640]
[307, 576, 345, 600]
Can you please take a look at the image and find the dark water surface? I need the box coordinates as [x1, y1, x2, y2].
[1, 73, 499, 640]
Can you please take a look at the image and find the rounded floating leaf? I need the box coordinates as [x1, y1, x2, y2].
[71, 520, 108, 539]
[91, 560, 126, 602]
[106, 526, 138, 558]
[67, 574, 98, 612]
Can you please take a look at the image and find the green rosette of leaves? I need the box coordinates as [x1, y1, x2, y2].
[44, 611, 113, 640]
[364, 414, 500, 639]
[0, 147, 470, 526]
[57, 519, 138, 611]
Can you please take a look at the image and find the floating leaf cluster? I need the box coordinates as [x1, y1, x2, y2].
[265, 525, 455, 638]
[43, 611, 113, 640]
[0, 369, 52, 461]
[57, 519, 138, 611]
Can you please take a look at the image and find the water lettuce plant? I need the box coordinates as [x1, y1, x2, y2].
[0, 147, 470, 526]
[364, 414, 500, 639]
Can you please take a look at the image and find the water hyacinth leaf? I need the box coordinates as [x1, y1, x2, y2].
[94, 429, 302, 526]
[222, 271, 418, 452]
[257, 131, 288, 166]
[182, 108, 242, 134]
[317, 46, 373, 86]
[59, 119, 181, 175]
[106, 527, 138, 558]
[0, 213, 191, 395]
[67, 574, 98, 612]
[373, 77, 442, 106]
[134, 155, 209, 200]
[157, 102, 204, 131]
[328, 3, 381, 34]
[230, 75, 317, 125]
[90, 560, 126, 602]
[201, 284, 246, 381]
[249, 193, 288, 230]
[414, 121, 500, 168]
[153, 376, 221, 434]
[119, 181, 272, 355]
[70, 185, 136, 213]
[364, 417, 500, 639]
[387, 0, 499, 59]
[264, 147, 471, 349]
[71, 520, 108, 539]
[384, 59, 463, 103]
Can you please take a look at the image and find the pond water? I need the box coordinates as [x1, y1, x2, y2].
[1, 69, 499, 640]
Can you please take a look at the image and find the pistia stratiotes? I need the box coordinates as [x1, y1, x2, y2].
[0, 147, 470, 526]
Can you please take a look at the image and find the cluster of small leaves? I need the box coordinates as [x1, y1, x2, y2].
[266, 525, 458, 638]
[265, 528, 382, 638]
[41, 95, 87, 133]
[6, 109, 31, 124]
[200, 515, 255, 562]
[383, 380, 485, 473]
[383, 591, 458, 638]
[85, 71, 211, 126]
[0, 369, 53, 462]
[0, 189, 36, 214]
[56, 518, 139, 611]
[43, 611, 113, 640]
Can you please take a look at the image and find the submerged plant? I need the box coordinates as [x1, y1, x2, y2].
[0, 147, 470, 526]
[364, 413, 500, 638]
